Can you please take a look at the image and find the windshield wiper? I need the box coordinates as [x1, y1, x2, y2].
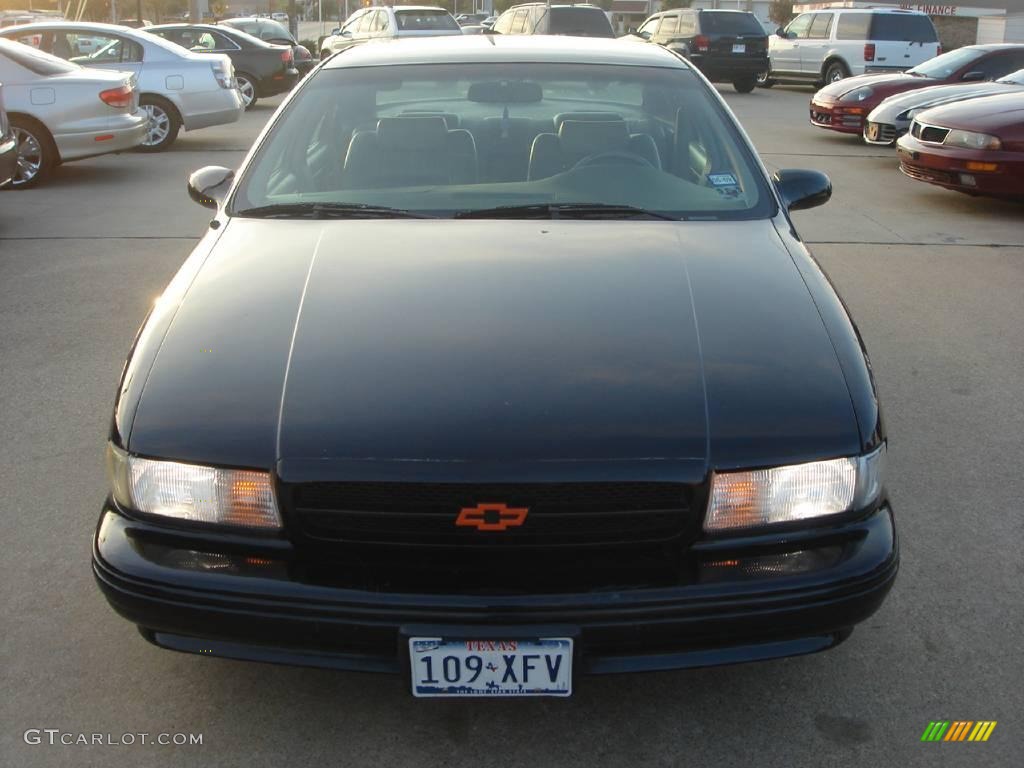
[454, 203, 682, 221]
[233, 202, 437, 219]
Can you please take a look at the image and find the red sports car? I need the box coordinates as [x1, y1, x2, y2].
[809, 44, 1024, 136]
[896, 91, 1024, 200]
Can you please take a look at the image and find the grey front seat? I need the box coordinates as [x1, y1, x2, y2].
[527, 119, 661, 181]
[342, 116, 478, 189]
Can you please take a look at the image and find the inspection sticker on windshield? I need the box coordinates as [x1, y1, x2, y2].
[709, 173, 738, 187]
[410, 637, 572, 697]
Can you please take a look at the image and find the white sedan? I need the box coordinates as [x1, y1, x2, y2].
[0, 21, 244, 151]
[0, 39, 147, 188]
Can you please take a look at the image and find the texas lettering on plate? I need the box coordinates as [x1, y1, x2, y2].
[410, 637, 573, 697]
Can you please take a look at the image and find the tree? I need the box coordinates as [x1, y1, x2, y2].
[768, 1, 794, 27]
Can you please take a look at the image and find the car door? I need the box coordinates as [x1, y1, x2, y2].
[772, 13, 811, 75]
[800, 13, 834, 75]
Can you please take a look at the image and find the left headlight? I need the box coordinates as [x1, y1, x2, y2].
[106, 444, 282, 530]
[704, 445, 885, 533]
[840, 86, 874, 103]
[943, 129, 1001, 151]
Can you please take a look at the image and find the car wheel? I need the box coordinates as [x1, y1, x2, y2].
[138, 96, 181, 152]
[824, 61, 850, 84]
[756, 70, 775, 88]
[235, 73, 258, 110]
[4, 115, 56, 190]
[733, 76, 757, 94]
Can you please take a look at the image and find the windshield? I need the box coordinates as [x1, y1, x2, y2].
[908, 47, 982, 79]
[0, 38, 79, 74]
[548, 9, 615, 38]
[395, 10, 459, 31]
[997, 68, 1024, 85]
[699, 12, 765, 36]
[232, 63, 772, 220]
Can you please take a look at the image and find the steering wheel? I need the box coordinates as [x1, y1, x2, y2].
[571, 150, 655, 171]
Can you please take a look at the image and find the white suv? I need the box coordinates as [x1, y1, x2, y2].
[759, 8, 940, 87]
[320, 6, 461, 58]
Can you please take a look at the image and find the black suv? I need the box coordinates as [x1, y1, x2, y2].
[491, 3, 614, 38]
[631, 8, 768, 92]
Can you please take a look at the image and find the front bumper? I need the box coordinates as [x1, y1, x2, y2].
[93, 503, 898, 676]
[897, 136, 1024, 199]
[810, 99, 869, 135]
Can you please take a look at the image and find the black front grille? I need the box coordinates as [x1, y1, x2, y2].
[912, 122, 949, 144]
[901, 162, 954, 185]
[288, 481, 691, 549]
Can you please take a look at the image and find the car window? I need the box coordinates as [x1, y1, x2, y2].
[870, 13, 937, 43]
[658, 16, 678, 36]
[677, 13, 695, 36]
[341, 11, 364, 34]
[808, 13, 833, 40]
[234, 62, 773, 220]
[969, 52, 1024, 80]
[356, 12, 374, 34]
[492, 11, 514, 34]
[699, 12, 764, 35]
[548, 8, 614, 38]
[785, 14, 813, 39]
[907, 47, 984, 79]
[835, 13, 870, 40]
[394, 9, 459, 31]
[379, 13, 392, 33]
[637, 17, 660, 36]
[65, 33, 143, 63]
[0, 37, 79, 75]
[511, 9, 529, 34]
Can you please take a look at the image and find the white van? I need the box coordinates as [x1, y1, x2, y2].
[759, 8, 940, 87]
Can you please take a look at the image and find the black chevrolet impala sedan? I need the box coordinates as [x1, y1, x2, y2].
[94, 36, 897, 697]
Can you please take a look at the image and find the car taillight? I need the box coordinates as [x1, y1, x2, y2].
[280, 49, 293, 64]
[99, 83, 133, 109]
[295, 46, 311, 60]
[210, 59, 234, 89]
[864, 43, 875, 62]
[695, 35, 710, 53]
[936, 45, 942, 56]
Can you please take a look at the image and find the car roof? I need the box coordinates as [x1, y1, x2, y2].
[0, 20, 150, 34]
[830, 7, 929, 14]
[324, 34, 689, 69]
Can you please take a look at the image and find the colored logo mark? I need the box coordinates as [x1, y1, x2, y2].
[921, 721, 997, 742]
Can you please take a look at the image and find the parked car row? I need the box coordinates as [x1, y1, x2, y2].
[806, 42, 1024, 201]
[0, 16, 315, 189]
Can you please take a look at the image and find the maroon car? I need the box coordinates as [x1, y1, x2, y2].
[810, 44, 1024, 136]
[896, 91, 1024, 200]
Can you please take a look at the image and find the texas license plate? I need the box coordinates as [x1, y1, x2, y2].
[409, 637, 573, 697]
[732, 44, 746, 54]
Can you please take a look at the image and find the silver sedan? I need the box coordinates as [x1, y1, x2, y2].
[0, 39, 146, 188]
[0, 22, 244, 151]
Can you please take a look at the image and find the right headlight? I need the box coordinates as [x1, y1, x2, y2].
[943, 129, 1001, 151]
[704, 445, 885, 533]
[106, 443, 282, 530]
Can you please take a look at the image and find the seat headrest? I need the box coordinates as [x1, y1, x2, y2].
[558, 120, 630, 155]
[553, 112, 625, 132]
[376, 117, 450, 150]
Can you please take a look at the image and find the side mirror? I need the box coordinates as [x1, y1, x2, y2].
[776, 27, 786, 37]
[341, 29, 352, 37]
[331, 27, 340, 35]
[188, 165, 234, 209]
[773, 169, 831, 212]
[961, 70, 986, 82]
[639, 30, 652, 40]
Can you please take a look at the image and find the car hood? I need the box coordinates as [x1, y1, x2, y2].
[127, 219, 860, 482]
[914, 91, 1024, 134]
[870, 81, 1018, 121]
[816, 72, 927, 101]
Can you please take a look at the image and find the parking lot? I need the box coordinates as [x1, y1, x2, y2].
[1, 84, 1022, 767]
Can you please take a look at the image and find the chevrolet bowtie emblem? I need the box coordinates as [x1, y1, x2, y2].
[455, 503, 529, 531]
